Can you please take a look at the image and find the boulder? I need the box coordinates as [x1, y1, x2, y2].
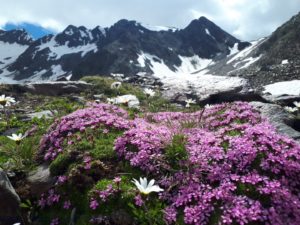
[250, 101, 300, 141]
[2, 81, 93, 96]
[24, 110, 55, 120]
[27, 164, 54, 196]
[160, 74, 250, 104]
[262, 94, 300, 106]
[108, 95, 140, 109]
[0, 168, 21, 225]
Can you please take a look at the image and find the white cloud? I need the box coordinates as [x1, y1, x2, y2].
[0, 0, 299, 40]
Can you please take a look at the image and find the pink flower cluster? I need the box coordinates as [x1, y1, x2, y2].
[39, 101, 300, 224]
[114, 119, 173, 172]
[114, 102, 300, 225]
[38, 189, 60, 209]
[89, 183, 118, 210]
[38, 103, 132, 161]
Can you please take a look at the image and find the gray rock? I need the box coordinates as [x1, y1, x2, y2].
[262, 94, 300, 106]
[108, 95, 140, 109]
[250, 101, 300, 140]
[161, 75, 250, 104]
[27, 164, 54, 196]
[0, 168, 21, 224]
[25, 110, 55, 119]
[67, 96, 87, 105]
[5, 81, 93, 96]
[93, 94, 104, 99]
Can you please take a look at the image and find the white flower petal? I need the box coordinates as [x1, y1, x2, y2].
[132, 179, 144, 193]
[147, 179, 155, 189]
[146, 185, 164, 193]
[141, 177, 148, 189]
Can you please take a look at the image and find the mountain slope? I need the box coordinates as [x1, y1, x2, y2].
[0, 29, 33, 82]
[0, 17, 249, 82]
[228, 12, 300, 90]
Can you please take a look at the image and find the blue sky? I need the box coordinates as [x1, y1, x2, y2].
[3, 23, 54, 39]
[0, 0, 299, 40]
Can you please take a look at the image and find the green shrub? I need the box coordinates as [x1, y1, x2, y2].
[49, 152, 73, 176]
[165, 134, 188, 170]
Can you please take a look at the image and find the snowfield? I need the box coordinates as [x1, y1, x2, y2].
[263, 80, 300, 96]
[137, 51, 247, 100]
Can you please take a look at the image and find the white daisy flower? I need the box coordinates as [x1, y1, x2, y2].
[144, 88, 155, 97]
[185, 99, 196, 108]
[110, 81, 122, 90]
[7, 133, 25, 144]
[0, 94, 16, 107]
[204, 104, 213, 109]
[132, 177, 163, 195]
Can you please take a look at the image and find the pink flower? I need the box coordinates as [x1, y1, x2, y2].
[134, 194, 144, 207]
[103, 129, 109, 134]
[50, 218, 59, 225]
[57, 175, 67, 184]
[113, 177, 121, 184]
[38, 197, 46, 209]
[63, 200, 71, 209]
[90, 199, 99, 210]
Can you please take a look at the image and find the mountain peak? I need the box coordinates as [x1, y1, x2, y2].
[1, 16, 250, 82]
[198, 16, 210, 22]
[112, 19, 139, 29]
[185, 16, 215, 31]
[0, 29, 33, 45]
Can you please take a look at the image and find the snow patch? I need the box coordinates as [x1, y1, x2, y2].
[37, 36, 97, 60]
[227, 38, 266, 64]
[140, 23, 177, 32]
[0, 41, 29, 70]
[229, 43, 239, 56]
[79, 30, 88, 38]
[137, 53, 147, 67]
[137, 52, 213, 74]
[66, 74, 72, 81]
[263, 80, 300, 96]
[23, 65, 67, 82]
[0, 69, 20, 84]
[205, 28, 215, 40]
[236, 55, 262, 69]
[136, 51, 246, 100]
[51, 65, 65, 78]
[95, 26, 106, 37]
[177, 55, 213, 74]
[64, 29, 74, 36]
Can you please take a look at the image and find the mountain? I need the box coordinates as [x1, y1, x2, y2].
[3, 23, 54, 39]
[203, 12, 300, 91]
[0, 29, 33, 82]
[0, 17, 250, 82]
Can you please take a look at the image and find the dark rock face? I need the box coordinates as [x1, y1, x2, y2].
[179, 17, 239, 58]
[0, 168, 21, 225]
[0, 17, 249, 81]
[0, 29, 33, 45]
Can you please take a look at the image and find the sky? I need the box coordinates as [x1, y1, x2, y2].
[0, 0, 299, 41]
[3, 23, 53, 39]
